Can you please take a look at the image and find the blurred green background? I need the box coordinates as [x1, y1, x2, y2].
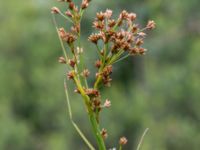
[0, 0, 200, 150]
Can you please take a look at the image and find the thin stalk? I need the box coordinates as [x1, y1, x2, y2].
[119, 145, 122, 150]
[64, 79, 95, 150]
[84, 78, 89, 88]
[108, 49, 124, 65]
[113, 54, 130, 64]
[52, 14, 69, 62]
[136, 128, 149, 150]
[59, 11, 73, 23]
[73, 75, 106, 150]
[88, 112, 107, 150]
[95, 45, 103, 59]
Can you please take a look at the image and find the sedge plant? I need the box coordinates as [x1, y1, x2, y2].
[51, 0, 155, 149]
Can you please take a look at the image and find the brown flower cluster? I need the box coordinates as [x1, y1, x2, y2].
[89, 9, 155, 88]
[89, 9, 155, 55]
[58, 28, 76, 44]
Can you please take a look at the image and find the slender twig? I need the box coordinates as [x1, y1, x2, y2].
[136, 128, 149, 150]
[52, 14, 69, 62]
[113, 54, 130, 64]
[59, 11, 73, 23]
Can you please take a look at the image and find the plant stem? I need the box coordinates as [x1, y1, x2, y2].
[136, 128, 149, 150]
[119, 145, 122, 150]
[89, 112, 107, 150]
[74, 76, 106, 150]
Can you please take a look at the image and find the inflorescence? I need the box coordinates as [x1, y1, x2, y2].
[51, 0, 155, 149]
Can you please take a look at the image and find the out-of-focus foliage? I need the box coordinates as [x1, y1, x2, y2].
[0, 0, 200, 150]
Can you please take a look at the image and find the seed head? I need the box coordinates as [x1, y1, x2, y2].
[88, 33, 101, 44]
[69, 2, 75, 10]
[95, 60, 102, 68]
[135, 38, 144, 46]
[81, 69, 90, 78]
[81, 0, 89, 9]
[103, 99, 111, 108]
[58, 56, 66, 64]
[65, 10, 73, 17]
[93, 20, 104, 30]
[51, 7, 60, 14]
[137, 32, 146, 37]
[108, 19, 116, 28]
[101, 128, 108, 139]
[104, 9, 113, 18]
[85, 88, 100, 97]
[146, 20, 156, 30]
[67, 71, 75, 80]
[119, 137, 128, 145]
[128, 13, 137, 21]
[68, 59, 76, 68]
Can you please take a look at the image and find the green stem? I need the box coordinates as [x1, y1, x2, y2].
[74, 77, 106, 150]
[89, 112, 107, 150]
[64, 79, 95, 150]
[136, 128, 149, 150]
[119, 145, 122, 150]
[52, 14, 69, 62]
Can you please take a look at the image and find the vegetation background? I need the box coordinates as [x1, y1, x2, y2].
[0, 0, 200, 149]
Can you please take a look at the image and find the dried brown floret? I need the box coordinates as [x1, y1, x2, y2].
[101, 128, 108, 139]
[58, 56, 66, 64]
[81, 69, 90, 78]
[146, 20, 156, 30]
[68, 59, 76, 68]
[119, 137, 128, 145]
[88, 33, 101, 44]
[85, 88, 100, 97]
[65, 10, 73, 17]
[95, 60, 102, 68]
[51, 7, 60, 14]
[67, 70, 75, 80]
[96, 12, 105, 21]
